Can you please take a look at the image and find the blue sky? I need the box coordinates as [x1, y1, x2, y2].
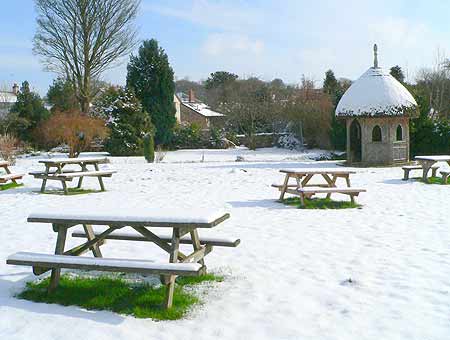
[1, 0, 449, 95]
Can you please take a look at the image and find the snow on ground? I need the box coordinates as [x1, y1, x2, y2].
[1, 148, 450, 340]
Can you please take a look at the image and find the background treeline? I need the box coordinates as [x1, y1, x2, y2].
[2, 46, 450, 159]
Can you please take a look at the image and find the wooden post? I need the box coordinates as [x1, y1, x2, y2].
[48, 224, 67, 293]
[164, 229, 181, 309]
[94, 163, 105, 191]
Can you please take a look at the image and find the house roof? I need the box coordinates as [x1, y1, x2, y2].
[336, 45, 417, 117]
[176, 92, 224, 117]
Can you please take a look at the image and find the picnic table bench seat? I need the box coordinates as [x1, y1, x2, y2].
[72, 230, 240, 247]
[402, 164, 439, 180]
[296, 186, 366, 206]
[7, 252, 205, 277]
[298, 187, 366, 195]
[0, 173, 24, 183]
[56, 170, 116, 179]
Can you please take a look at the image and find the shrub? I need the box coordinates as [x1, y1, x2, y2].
[0, 134, 19, 164]
[170, 123, 203, 149]
[92, 86, 153, 156]
[35, 110, 108, 158]
[143, 133, 155, 163]
[411, 114, 450, 156]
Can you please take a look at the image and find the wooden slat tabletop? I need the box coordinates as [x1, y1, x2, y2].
[415, 155, 450, 162]
[27, 211, 230, 229]
[280, 169, 356, 175]
[38, 157, 109, 165]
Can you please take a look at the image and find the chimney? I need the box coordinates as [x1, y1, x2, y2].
[188, 89, 195, 103]
[12, 83, 19, 95]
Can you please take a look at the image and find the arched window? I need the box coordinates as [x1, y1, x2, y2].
[396, 125, 403, 141]
[372, 125, 382, 142]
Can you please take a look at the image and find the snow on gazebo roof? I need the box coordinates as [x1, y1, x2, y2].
[336, 44, 417, 117]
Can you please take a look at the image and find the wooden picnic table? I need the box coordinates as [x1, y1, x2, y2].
[0, 161, 24, 185]
[274, 169, 356, 201]
[8, 210, 238, 309]
[30, 157, 115, 194]
[415, 155, 450, 182]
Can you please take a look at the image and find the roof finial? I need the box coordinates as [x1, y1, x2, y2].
[373, 43, 378, 68]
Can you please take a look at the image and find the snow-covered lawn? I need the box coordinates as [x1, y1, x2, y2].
[1, 148, 450, 340]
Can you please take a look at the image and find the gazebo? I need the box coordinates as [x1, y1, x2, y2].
[336, 44, 418, 165]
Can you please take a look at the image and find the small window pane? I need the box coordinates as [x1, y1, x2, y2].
[396, 125, 403, 141]
[372, 125, 382, 142]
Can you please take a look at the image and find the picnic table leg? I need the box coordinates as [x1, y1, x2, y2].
[94, 163, 105, 191]
[83, 224, 103, 257]
[55, 164, 69, 195]
[323, 174, 337, 199]
[421, 161, 434, 183]
[278, 174, 290, 201]
[190, 229, 205, 268]
[299, 192, 306, 207]
[3, 165, 18, 184]
[77, 164, 87, 189]
[345, 175, 352, 188]
[40, 164, 50, 193]
[48, 224, 67, 293]
[165, 229, 181, 309]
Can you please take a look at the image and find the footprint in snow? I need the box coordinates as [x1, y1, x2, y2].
[340, 278, 356, 286]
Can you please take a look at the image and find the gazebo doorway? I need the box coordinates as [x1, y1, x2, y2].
[349, 119, 362, 162]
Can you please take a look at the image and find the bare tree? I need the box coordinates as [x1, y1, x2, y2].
[416, 49, 450, 120]
[220, 78, 274, 150]
[33, 0, 140, 112]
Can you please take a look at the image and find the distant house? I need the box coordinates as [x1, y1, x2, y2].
[174, 90, 224, 129]
[0, 84, 18, 118]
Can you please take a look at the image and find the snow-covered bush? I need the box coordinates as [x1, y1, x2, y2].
[277, 134, 303, 150]
[93, 86, 153, 156]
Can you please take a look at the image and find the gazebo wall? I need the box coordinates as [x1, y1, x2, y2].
[346, 116, 410, 165]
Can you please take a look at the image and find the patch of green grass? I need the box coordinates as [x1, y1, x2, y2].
[420, 176, 450, 185]
[283, 197, 361, 209]
[0, 182, 24, 191]
[41, 188, 101, 195]
[17, 274, 224, 320]
[176, 273, 224, 286]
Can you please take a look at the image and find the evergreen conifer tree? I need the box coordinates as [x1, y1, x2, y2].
[10, 81, 49, 142]
[127, 39, 176, 145]
[93, 86, 153, 156]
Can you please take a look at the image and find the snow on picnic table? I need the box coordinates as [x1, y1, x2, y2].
[1, 148, 450, 340]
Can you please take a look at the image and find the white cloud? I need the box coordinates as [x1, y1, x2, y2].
[142, 0, 262, 31]
[203, 33, 264, 57]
